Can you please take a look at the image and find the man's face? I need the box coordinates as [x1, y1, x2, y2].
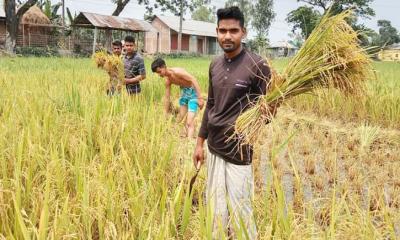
[124, 41, 136, 54]
[155, 66, 167, 77]
[216, 19, 246, 53]
[112, 45, 122, 56]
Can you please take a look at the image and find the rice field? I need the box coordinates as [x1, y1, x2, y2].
[0, 56, 399, 239]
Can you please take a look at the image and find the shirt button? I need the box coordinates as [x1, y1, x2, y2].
[224, 76, 228, 79]
[227, 68, 230, 72]
[228, 59, 231, 62]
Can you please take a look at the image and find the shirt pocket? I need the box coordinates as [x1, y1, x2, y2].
[231, 79, 251, 90]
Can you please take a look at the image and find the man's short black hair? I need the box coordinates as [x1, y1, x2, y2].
[124, 35, 135, 43]
[112, 40, 122, 47]
[217, 6, 245, 28]
[151, 58, 166, 72]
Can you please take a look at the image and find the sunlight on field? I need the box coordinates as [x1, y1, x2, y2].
[0, 57, 399, 239]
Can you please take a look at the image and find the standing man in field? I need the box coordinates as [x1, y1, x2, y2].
[151, 58, 205, 138]
[105, 40, 124, 96]
[123, 36, 146, 95]
[193, 7, 274, 239]
[112, 40, 123, 57]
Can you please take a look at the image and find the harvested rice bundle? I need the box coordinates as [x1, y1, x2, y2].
[93, 51, 124, 93]
[234, 10, 374, 145]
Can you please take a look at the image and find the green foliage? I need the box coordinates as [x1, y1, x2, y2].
[288, 0, 376, 40]
[225, 0, 253, 28]
[373, 20, 400, 47]
[288, 32, 304, 49]
[297, 0, 375, 18]
[286, 6, 321, 39]
[38, 0, 62, 22]
[72, 44, 92, 58]
[252, 0, 275, 39]
[154, 52, 206, 59]
[16, 46, 60, 57]
[246, 36, 269, 56]
[191, 5, 216, 23]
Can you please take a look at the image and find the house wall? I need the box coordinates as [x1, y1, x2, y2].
[144, 16, 221, 55]
[170, 33, 190, 51]
[196, 36, 206, 54]
[378, 49, 400, 61]
[144, 17, 170, 54]
[207, 37, 220, 55]
[189, 35, 197, 52]
[266, 47, 297, 58]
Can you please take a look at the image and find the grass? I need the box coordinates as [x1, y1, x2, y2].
[0, 56, 399, 239]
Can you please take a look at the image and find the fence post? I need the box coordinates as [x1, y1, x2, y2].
[92, 27, 98, 54]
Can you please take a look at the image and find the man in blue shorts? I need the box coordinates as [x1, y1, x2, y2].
[151, 58, 204, 138]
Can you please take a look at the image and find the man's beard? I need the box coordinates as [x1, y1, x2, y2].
[221, 41, 238, 53]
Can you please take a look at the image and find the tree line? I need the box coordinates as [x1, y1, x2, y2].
[3, 0, 399, 54]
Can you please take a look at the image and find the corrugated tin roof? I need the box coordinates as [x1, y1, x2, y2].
[156, 15, 217, 37]
[268, 41, 298, 49]
[0, 1, 5, 18]
[73, 12, 157, 32]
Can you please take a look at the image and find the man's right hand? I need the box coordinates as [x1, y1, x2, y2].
[193, 138, 205, 169]
[198, 97, 205, 110]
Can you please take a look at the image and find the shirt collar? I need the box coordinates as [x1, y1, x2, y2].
[125, 52, 137, 59]
[224, 48, 246, 63]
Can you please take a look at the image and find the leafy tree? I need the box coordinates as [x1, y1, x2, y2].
[286, 6, 321, 39]
[373, 20, 400, 47]
[246, 36, 269, 55]
[251, 0, 275, 54]
[297, 0, 375, 17]
[225, 0, 254, 28]
[192, 0, 216, 23]
[287, 0, 376, 40]
[252, 0, 275, 37]
[352, 24, 377, 47]
[38, 0, 62, 23]
[288, 32, 304, 49]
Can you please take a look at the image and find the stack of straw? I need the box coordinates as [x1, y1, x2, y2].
[93, 51, 125, 92]
[234, 10, 374, 144]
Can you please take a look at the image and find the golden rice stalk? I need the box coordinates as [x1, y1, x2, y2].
[235, 10, 374, 145]
[93, 51, 124, 91]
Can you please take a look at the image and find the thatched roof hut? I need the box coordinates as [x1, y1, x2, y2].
[18, 5, 54, 47]
[21, 5, 51, 26]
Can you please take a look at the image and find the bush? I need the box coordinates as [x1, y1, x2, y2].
[73, 44, 92, 58]
[154, 52, 204, 59]
[16, 46, 59, 57]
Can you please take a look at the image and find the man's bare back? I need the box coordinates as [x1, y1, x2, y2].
[151, 58, 205, 112]
[165, 68, 194, 88]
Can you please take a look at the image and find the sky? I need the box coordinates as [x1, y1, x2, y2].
[62, 0, 400, 43]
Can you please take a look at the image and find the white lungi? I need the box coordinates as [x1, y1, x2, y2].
[206, 149, 257, 239]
